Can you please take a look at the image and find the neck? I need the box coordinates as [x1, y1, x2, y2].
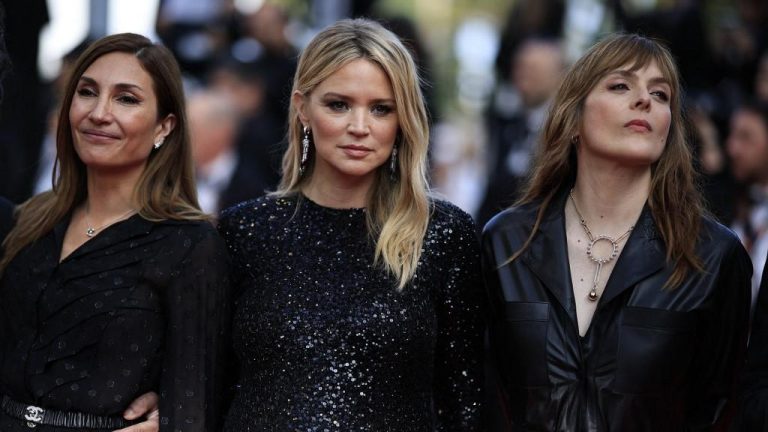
[571, 159, 650, 231]
[301, 167, 374, 209]
[84, 168, 140, 217]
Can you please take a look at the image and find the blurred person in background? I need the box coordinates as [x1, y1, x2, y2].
[188, 89, 269, 215]
[208, 57, 285, 190]
[0, 0, 49, 203]
[755, 50, 768, 104]
[727, 100, 768, 304]
[476, 37, 565, 228]
[688, 105, 736, 225]
[154, 0, 230, 82]
[234, 1, 297, 124]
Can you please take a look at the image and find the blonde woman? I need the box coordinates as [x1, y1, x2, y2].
[482, 33, 751, 431]
[217, 18, 484, 430]
[0, 34, 231, 432]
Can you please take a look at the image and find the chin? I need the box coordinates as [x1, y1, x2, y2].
[333, 161, 385, 178]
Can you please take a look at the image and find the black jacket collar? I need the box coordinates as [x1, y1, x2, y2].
[521, 189, 666, 317]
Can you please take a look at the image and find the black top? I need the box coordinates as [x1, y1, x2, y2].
[0, 205, 232, 432]
[218, 194, 485, 431]
[482, 190, 752, 432]
[737, 252, 768, 430]
[0, 197, 13, 243]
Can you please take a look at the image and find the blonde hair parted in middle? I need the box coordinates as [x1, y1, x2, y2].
[276, 18, 430, 290]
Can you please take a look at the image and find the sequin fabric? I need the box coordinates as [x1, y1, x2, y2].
[0, 213, 232, 432]
[218, 194, 484, 431]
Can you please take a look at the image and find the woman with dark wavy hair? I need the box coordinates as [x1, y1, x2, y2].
[0, 33, 231, 432]
[482, 33, 751, 431]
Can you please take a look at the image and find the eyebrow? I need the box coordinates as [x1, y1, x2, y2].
[320, 92, 395, 104]
[78, 76, 145, 93]
[608, 70, 670, 87]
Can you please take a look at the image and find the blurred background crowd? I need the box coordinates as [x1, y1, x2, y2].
[1, 0, 768, 290]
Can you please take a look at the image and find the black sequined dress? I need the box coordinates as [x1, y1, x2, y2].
[218, 194, 484, 431]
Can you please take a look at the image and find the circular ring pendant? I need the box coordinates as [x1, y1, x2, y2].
[586, 235, 619, 264]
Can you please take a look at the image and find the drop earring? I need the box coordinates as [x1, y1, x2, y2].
[299, 126, 310, 176]
[153, 138, 164, 149]
[389, 143, 398, 181]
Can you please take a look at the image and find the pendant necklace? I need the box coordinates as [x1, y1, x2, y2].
[84, 205, 137, 237]
[569, 189, 634, 302]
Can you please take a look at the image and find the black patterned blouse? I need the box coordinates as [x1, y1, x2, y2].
[0, 206, 232, 432]
[218, 194, 484, 431]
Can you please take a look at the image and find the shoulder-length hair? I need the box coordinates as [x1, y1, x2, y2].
[1, 32, 203, 272]
[276, 18, 431, 290]
[514, 32, 703, 288]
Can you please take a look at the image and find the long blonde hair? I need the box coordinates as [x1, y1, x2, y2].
[1, 33, 204, 272]
[276, 18, 431, 290]
[513, 33, 703, 288]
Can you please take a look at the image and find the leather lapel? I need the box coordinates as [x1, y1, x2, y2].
[521, 192, 578, 325]
[600, 205, 666, 305]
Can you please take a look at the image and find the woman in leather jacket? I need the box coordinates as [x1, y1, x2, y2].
[482, 33, 752, 432]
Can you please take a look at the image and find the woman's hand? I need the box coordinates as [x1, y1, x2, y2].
[114, 391, 159, 432]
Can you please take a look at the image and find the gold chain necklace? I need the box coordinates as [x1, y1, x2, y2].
[84, 206, 137, 237]
[569, 190, 634, 302]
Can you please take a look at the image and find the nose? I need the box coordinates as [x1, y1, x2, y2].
[347, 109, 369, 136]
[633, 91, 651, 111]
[88, 96, 113, 123]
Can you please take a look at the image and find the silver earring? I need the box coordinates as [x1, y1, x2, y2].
[299, 126, 310, 176]
[571, 135, 579, 145]
[389, 143, 398, 181]
[153, 138, 164, 149]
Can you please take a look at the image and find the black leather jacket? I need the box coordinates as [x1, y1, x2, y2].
[482, 191, 752, 432]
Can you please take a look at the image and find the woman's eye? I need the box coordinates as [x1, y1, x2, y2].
[608, 83, 629, 91]
[117, 94, 140, 105]
[651, 90, 669, 102]
[372, 104, 394, 116]
[76, 88, 96, 97]
[327, 101, 348, 111]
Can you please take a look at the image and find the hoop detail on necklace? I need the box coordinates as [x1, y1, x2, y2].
[569, 189, 633, 302]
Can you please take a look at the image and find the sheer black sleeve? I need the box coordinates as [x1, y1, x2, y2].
[158, 224, 232, 432]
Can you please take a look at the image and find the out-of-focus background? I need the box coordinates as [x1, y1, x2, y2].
[3, 0, 768, 284]
[1, 2, 767, 428]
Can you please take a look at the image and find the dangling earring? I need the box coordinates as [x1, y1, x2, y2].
[299, 126, 310, 176]
[389, 143, 398, 181]
[153, 138, 164, 149]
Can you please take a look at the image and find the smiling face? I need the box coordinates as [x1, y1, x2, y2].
[69, 51, 175, 176]
[294, 58, 399, 186]
[578, 60, 672, 167]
